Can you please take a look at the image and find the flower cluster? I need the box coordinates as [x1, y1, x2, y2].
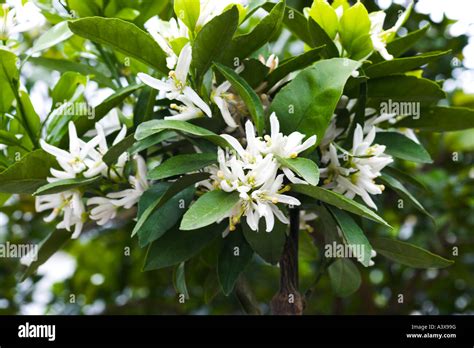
[203, 113, 316, 232]
[36, 122, 148, 238]
[0, 1, 45, 43]
[320, 124, 393, 210]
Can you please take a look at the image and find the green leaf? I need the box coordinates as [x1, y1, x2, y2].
[396, 106, 474, 131]
[308, 0, 339, 40]
[242, 218, 287, 265]
[129, 131, 176, 155]
[383, 166, 427, 192]
[103, 134, 134, 166]
[31, 21, 73, 54]
[222, 1, 285, 64]
[0, 150, 56, 194]
[29, 57, 115, 89]
[143, 222, 225, 271]
[366, 51, 450, 78]
[34, 176, 101, 196]
[292, 184, 391, 228]
[213, 63, 265, 135]
[192, 6, 239, 81]
[174, 0, 200, 31]
[148, 153, 217, 181]
[173, 262, 190, 299]
[328, 259, 361, 297]
[218, 229, 253, 296]
[307, 18, 339, 58]
[379, 174, 432, 219]
[0, 131, 25, 148]
[21, 229, 72, 281]
[374, 132, 432, 163]
[135, 119, 229, 149]
[276, 156, 319, 186]
[132, 172, 209, 237]
[18, 90, 41, 146]
[366, 75, 446, 108]
[137, 184, 194, 248]
[339, 2, 372, 60]
[371, 238, 454, 268]
[270, 58, 361, 144]
[180, 190, 240, 231]
[68, 17, 168, 74]
[266, 46, 325, 88]
[262, 3, 312, 45]
[328, 207, 374, 267]
[51, 71, 88, 107]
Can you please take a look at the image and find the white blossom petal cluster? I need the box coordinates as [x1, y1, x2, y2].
[204, 113, 316, 232]
[0, 1, 45, 42]
[320, 124, 393, 210]
[36, 121, 149, 238]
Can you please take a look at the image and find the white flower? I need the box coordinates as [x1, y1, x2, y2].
[364, 111, 420, 144]
[106, 155, 149, 209]
[320, 125, 393, 210]
[369, 2, 413, 61]
[208, 148, 300, 232]
[83, 123, 128, 179]
[0, 1, 45, 41]
[165, 96, 207, 122]
[40, 122, 101, 180]
[36, 190, 86, 239]
[87, 196, 118, 226]
[138, 44, 211, 118]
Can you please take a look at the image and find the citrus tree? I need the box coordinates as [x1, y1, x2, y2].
[1, 0, 473, 314]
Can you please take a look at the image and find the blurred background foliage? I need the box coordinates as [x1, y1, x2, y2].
[0, 0, 473, 315]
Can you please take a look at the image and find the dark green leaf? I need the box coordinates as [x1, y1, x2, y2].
[0, 150, 56, 194]
[68, 17, 168, 74]
[328, 259, 361, 297]
[292, 184, 391, 228]
[214, 62, 265, 135]
[34, 176, 101, 196]
[173, 262, 190, 299]
[103, 134, 135, 166]
[218, 229, 253, 296]
[192, 7, 239, 80]
[396, 106, 474, 131]
[143, 222, 225, 271]
[180, 190, 240, 231]
[148, 153, 217, 180]
[371, 238, 454, 268]
[242, 218, 287, 265]
[375, 132, 432, 163]
[308, 18, 339, 58]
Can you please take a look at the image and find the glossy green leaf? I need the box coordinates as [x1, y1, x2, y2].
[132, 173, 209, 237]
[270, 58, 361, 144]
[379, 174, 432, 219]
[192, 7, 239, 80]
[137, 184, 194, 247]
[214, 63, 265, 135]
[173, 262, 190, 299]
[328, 259, 361, 297]
[242, 218, 287, 265]
[34, 176, 101, 196]
[396, 106, 474, 131]
[218, 229, 253, 295]
[68, 17, 168, 74]
[180, 190, 240, 231]
[308, 0, 339, 39]
[375, 132, 432, 163]
[339, 2, 372, 60]
[371, 238, 454, 268]
[292, 184, 391, 228]
[174, 0, 200, 31]
[51, 71, 88, 107]
[148, 153, 217, 180]
[328, 207, 374, 267]
[366, 51, 450, 78]
[0, 150, 56, 194]
[307, 18, 339, 58]
[276, 156, 319, 186]
[136, 119, 229, 149]
[103, 134, 134, 166]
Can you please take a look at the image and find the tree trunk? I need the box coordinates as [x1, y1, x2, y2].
[270, 208, 304, 315]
